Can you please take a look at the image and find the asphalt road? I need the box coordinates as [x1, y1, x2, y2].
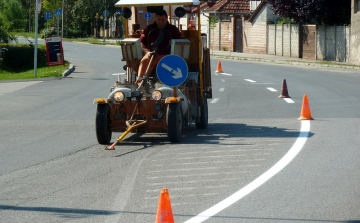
[0, 39, 359, 223]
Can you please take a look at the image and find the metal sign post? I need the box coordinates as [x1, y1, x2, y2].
[62, 0, 64, 38]
[103, 10, 110, 43]
[34, 0, 42, 77]
[55, 9, 62, 36]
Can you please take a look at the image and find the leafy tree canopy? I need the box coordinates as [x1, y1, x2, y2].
[264, 0, 351, 25]
[0, 0, 27, 30]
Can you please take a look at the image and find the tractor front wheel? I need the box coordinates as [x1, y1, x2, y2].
[95, 104, 112, 144]
[166, 103, 183, 143]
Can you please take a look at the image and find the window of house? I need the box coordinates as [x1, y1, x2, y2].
[358, 0, 360, 11]
[356, 0, 360, 13]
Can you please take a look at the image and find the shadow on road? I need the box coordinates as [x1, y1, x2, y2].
[1, 205, 357, 222]
[0, 205, 119, 218]
[112, 122, 314, 157]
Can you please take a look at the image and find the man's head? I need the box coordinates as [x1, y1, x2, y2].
[155, 10, 168, 28]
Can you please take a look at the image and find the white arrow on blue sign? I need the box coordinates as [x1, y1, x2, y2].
[156, 55, 188, 87]
[145, 12, 151, 20]
[55, 9, 62, 17]
[45, 11, 52, 20]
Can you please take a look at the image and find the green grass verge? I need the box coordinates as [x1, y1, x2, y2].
[0, 61, 69, 81]
[64, 37, 120, 45]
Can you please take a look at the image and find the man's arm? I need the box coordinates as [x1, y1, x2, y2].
[141, 42, 151, 58]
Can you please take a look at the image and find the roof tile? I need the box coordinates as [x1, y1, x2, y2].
[204, 0, 251, 13]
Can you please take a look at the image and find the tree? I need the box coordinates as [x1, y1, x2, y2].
[264, 0, 351, 25]
[66, 0, 117, 37]
[0, 26, 17, 43]
[0, 0, 27, 31]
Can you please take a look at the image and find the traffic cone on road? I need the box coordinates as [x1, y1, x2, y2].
[155, 188, 174, 223]
[215, 60, 223, 73]
[278, 79, 291, 98]
[298, 94, 314, 120]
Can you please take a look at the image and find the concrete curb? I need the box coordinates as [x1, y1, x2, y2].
[62, 64, 75, 77]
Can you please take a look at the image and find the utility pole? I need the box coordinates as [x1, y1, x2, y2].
[62, 0, 64, 38]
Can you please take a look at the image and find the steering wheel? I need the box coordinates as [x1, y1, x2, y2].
[147, 28, 172, 53]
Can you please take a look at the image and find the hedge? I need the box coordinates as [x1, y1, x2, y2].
[0, 44, 48, 70]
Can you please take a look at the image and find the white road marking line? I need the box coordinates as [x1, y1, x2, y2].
[144, 193, 218, 200]
[245, 79, 256, 83]
[284, 98, 295, 103]
[147, 178, 244, 186]
[151, 159, 265, 167]
[210, 98, 219, 103]
[221, 72, 233, 76]
[148, 165, 259, 173]
[146, 185, 230, 193]
[267, 87, 277, 92]
[184, 120, 311, 223]
[152, 154, 246, 161]
[105, 151, 151, 223]
[219, 88, 225, 92]
[147, 171, 249, 179]
[221, 79, 225, 82]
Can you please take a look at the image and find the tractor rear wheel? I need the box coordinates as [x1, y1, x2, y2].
[196, 94, 208, 129]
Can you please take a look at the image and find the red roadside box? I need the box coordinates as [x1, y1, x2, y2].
[45, 36, 65, 66]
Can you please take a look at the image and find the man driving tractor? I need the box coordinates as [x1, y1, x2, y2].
[136, 9, 182, 84]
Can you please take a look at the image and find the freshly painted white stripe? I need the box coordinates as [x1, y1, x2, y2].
[184, 121, 311, 223]
[148, 165, 259, 173]
[147, 171, 249, 179]
[210, 98, 219, 103]
[219, 88, 225, 92]
[267, 88, 277, 92]
[147, 178, 244, 186]
[284, 98, 295, 103]
[221, 72, 233, 76]
[244, 79, 256, 83]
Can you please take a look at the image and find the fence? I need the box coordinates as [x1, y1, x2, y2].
[267, 24, 300, 58]
[267, 24, 350, 62]
[316, 25, 350, 62]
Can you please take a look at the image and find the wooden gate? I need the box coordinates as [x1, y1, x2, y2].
[301, 25, 316, 59]
[234, 17, 243, 52]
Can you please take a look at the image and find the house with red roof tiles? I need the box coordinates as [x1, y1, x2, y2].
[202, 0, 278, 53]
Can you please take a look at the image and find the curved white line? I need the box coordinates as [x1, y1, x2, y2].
[184, 120, 311, 223]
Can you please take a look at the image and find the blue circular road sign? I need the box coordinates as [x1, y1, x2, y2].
[145, 12, 151, 20]
[156, 55, 188, 87]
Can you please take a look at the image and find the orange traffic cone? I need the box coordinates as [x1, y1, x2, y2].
[155, 188, 174, 223]
[298, 94, 314, 120]
[215, 60, 223, 73]
[278, 79, 291, 98]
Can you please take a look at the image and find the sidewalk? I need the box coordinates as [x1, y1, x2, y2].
[210, 50, 360, 70]
[102, 38, 360, 70]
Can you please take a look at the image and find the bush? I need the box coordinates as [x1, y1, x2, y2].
[41, 29, 58, 39]
[0, 26, 17, 43]
[0, 43, 48, 70]
[66, 28, 87, 38]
